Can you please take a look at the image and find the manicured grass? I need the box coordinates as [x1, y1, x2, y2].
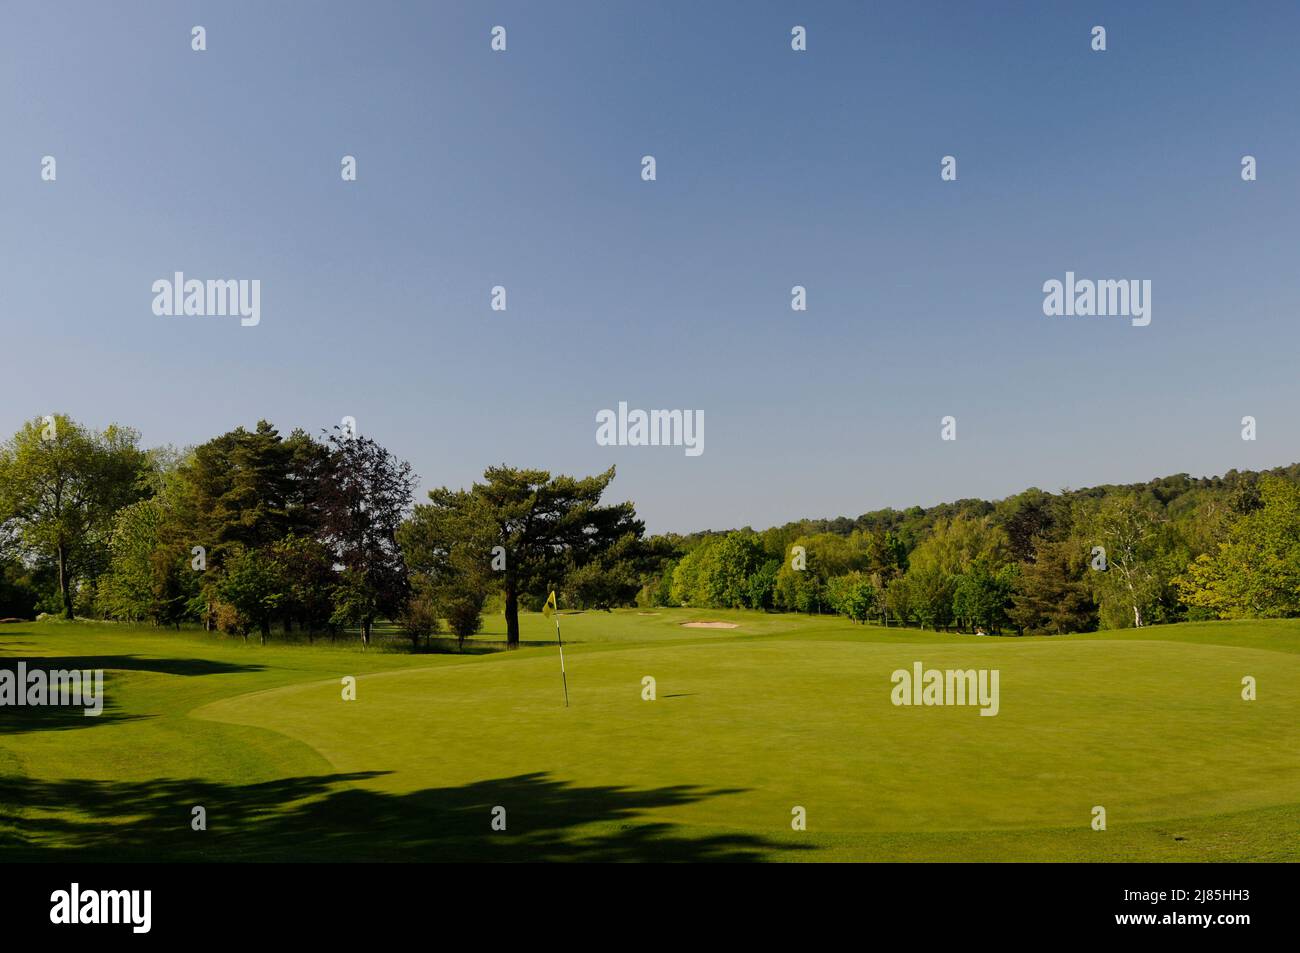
[2, 611, 1298, 861]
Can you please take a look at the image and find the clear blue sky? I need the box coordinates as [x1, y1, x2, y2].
[3, 1, 1298, 533]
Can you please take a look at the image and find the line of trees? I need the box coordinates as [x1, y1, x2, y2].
[4, 413, 1300, 643]
[0, 415, 661, 649]
[0, 415, 418, 645]
[635, 470, 1300, 634]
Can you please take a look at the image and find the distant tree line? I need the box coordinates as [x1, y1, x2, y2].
[638, 468, 1300, 633]
[3, 413, 1300, 642]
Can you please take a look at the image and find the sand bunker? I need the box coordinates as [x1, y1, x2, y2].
[680, 621, 739, 629]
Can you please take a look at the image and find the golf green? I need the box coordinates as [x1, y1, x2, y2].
[2, 612, 1298, 861]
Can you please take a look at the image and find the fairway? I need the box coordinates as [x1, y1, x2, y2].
[3, 611, 1299, 862]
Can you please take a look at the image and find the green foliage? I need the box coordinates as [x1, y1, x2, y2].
[904, 566, 956, 630]
[97, 499, 165, 622]
[906, 515, 1009, 577]
[667, 534, 783, 610]
[180, 422, 323, 561]
[270, 534, 337, 636]
[397, 582, 441, 650]
[669, 549, 704, 605]
[98, 493, 200, 627]
[745, 559, 780, 611]
[11, 408, 1300, 643]
[564, 533, 675, 610]
[328, 567, 377, 639]
[400, 465, 639, 646]
[1080, 492, 1169, 629]
[775, 567, 822, 613]
[952, 562, 1017, 633]
[216, 547, 283, 642]
[442, 586, 486, 645]
[697, 533, 764, 608]
[564, 560, 629, 610]
[397, 472, 495, 643]
[772, 533, 866, 613]
[1008, 541, 1096, 634]
[79, 422, 415, 644]
[318, 430, 416, 645]
[997, 488, 1066, 563]
[1178, 477, 1300, 618]
[636, 558, 679, 608]
[0, 558, 39, 619]
[825, 571, 876, 622]
[0, 415, 149, 619]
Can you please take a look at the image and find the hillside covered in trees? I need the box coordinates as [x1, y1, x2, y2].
[633, 464, 1300, 634]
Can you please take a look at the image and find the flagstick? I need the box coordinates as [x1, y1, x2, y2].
[555, 613, 569, 707]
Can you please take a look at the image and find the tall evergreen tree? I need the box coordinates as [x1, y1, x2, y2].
[1008, 541, 1096, 634]
[401, 466, 639, 648]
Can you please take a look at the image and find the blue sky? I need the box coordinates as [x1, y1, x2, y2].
[2, 1, 1298, 533]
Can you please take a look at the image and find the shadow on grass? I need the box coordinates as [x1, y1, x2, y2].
[385, 639, 508, 656]
[0, 657, 264, 678]
[0, 771, 814, 862]
[376, 638, 566, 655]
[0, 705, 143, 735]
[0, 657, 263, 735]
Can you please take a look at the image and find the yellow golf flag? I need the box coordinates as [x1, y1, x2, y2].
[544, 590, 568, 706]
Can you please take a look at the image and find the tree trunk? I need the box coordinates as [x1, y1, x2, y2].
[362, 617, 372, 649]
[259, 619, 270, 645]
[505, 586, 520, 648]
[57, 542, 74, 620]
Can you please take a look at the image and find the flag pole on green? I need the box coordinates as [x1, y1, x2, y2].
[543, 590, 568, 707]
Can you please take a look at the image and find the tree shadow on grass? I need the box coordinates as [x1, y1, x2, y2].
[0, 657, 262, 735]
[0, 657, 265, 678]
[0, 705, 143, 735]
[0, 771, 815, 862]
[389, 639, 509, 656]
